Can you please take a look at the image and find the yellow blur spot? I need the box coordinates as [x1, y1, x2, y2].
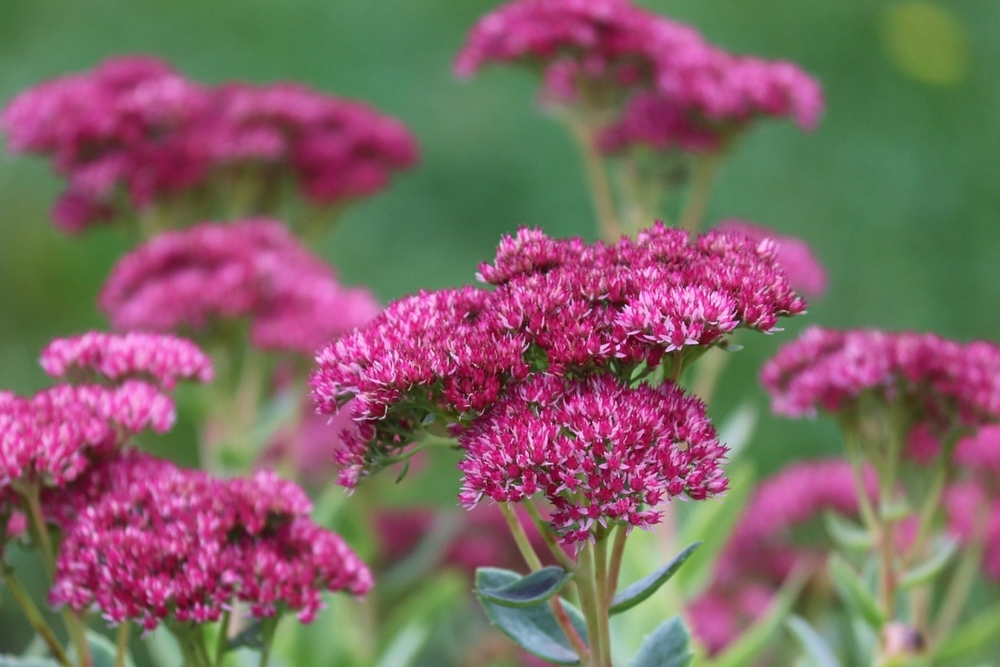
[881, 1, 971, 86]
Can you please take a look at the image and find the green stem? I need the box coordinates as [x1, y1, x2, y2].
[258, 615, 280, 667]
[593, 534, 613, 667]
[569, 119, 622, 242]
[523, 498, 577, 572]
[678, 152, 721, 233]
[576, 542, 606, 667]
[500, 503, 544, 571]
[932, 504, 989, 644]
[214, 609, 231, 667]
[606, 524, 629, 600]
[500, 503, 590, 661]
[114, 622, 130, 667]
[903, 436, 957, 572]
[1, 564, 73, 666]
[16, 482, 93, 667]
[17, 482, 56, 578]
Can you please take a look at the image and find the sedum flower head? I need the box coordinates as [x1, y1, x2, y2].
[50, 453, 372, 630]
[0, 382, 174, 491]
[313, 224, 802, 488]
[456, 0, 822, 148]
[99, 218, 378, 354]
[204, 82, 419, 205]
[761, 326, 1000, 431]
[40, 331, 213, 390]
[0, 56, 213, 232]
[458, 373, 727, 544]
[2, 56, 418, 231]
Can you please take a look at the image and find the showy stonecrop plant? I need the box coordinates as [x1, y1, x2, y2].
[310, 223, 807, 666]
[0, 333, 372, 667]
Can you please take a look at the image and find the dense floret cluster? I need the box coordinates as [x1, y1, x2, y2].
[313, 224, 803, 488]
[0, 382, 174, 491]
[99, 218, 379, 354]
[458, 374, 727, 544]
[761, 327, 1000, 431]
[40, 331, 214, 389]
[50, 453, 372, 630]
[456, 0, 822, 150]
[1, 56, 418, 232]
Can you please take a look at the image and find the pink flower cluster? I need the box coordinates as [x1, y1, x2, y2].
[312, 224, 802, 488]
[761, 327, 1000, 431]
[715, 219, 827, 299]
[0, 381, 173, 491]
[40, 331, 214, 389]
[688, 460, 872, 654]
[1, 56, 419, 232]
[99, 219, 379, 355]
[459, 374, 727, 544]
[50, 452, 372, 630]
[456, 0, 822, 151]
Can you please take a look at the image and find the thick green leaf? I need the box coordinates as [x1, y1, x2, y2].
[786, 615, 843, 667]
[823, 511, 872, 551]
[676, 463, 756, 596]
[899, 537, 958, 589]
[476, 567, 588, 665]
[710, 572, 806, 667]
[629, 617, 692, 667]
[477, 566, 573, 608]
[829, 555, 885, 630]
[610, 542, 701, 615]
[934, 601, 1000, 662]
[0, 658, 61, 667]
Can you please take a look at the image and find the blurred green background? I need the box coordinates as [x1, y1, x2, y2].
[0, 0, 998, 654]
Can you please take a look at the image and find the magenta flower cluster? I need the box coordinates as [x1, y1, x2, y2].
[0, 382, 174, 492]
[313, 225, 804, 540]
[99, 218, 379, 355]
[0, 332, 211, 522]
[456, 0, 822, 151]
[40, 331, 214, 389]
[459, 374, 726, 543]
[316, 224, 803, 423]
[761, 326, 1000, 434]
[49, 451, 372, 630]
[1, 56, 419, 232]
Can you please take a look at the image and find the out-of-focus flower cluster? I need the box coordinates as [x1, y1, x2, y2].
[40, 331, 214, 389]
[312, 224, 806, 541]
[50, 452, 372, 630]
[1, 56, 418, 232]
[761, 326, 1000, 443]
[456, 0, 822, 155]
[99, 218, 379, 356]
